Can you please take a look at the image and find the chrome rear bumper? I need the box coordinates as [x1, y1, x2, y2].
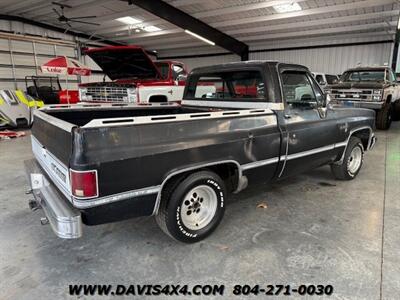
[24, 159, 82, 239]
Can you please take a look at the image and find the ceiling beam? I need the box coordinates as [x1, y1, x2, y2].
[103, 0, 397, 43]
[123, 0, 249, 60]
[81, 0, 308, 38]
[151, 22, 397, 51]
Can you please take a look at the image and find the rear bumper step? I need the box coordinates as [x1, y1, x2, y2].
[24, 159, 82, 239]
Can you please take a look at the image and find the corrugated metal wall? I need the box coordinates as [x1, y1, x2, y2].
[168, 54, 240, 71]
[162, 41, 394, 75]
[250, 42, 394, 75]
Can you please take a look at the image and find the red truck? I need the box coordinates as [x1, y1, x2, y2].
[79, 46, 188, 104]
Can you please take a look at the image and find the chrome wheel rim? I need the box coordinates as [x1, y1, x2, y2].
[347, 146, 362, 174]
[180, 185, 218, 231]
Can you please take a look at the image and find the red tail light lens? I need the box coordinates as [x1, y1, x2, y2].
[70, 169, 98, 199]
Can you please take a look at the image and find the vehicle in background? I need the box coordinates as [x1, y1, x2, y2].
[312, 72, 339, 88]
[79, 46, 188, 104]
[326, 66, 400, 130]
[0, 89, 42, 128]
[25, 61, 376, 243]
[25, 76, 79, 105]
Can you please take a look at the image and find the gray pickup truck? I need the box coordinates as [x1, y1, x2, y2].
[25, 61, 376, 243]
[326, 66, 400, 130]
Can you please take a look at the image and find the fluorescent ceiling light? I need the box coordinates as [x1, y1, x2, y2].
[273, 2, 302, 13]
[116, 16, 142, 25]
[143, 25, 162, 32]
[184, 30, 215, 46]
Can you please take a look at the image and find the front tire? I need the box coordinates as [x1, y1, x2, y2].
[331, 137, 364, 180]
[155, 171, 226, 243]
[376, 105, 392, 130]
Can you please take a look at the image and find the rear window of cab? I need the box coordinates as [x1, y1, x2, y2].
[185, 70, 266, 102]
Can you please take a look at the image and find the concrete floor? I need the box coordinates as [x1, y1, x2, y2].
[0, 124, 399, 300]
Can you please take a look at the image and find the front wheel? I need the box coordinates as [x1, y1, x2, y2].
[155, 171, 226, 243]
[331, 137, 364, 180]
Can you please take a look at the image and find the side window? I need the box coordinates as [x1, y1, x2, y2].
[172, 64, 186, 80]
[281, 71, 317, 107]
[326, 75, 339, 84]
[315, 75, 324, 85]
[388, 70, 396, 82]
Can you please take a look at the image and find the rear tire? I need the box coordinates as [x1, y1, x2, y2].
[331, 137, 364, 180]
[155, 171, 226, 243]
[376, 105, 392, 130]
[393, 102, 400, 121]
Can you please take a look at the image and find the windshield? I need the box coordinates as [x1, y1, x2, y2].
[154, 62, 169, 80]
[341, 70, 385, 82]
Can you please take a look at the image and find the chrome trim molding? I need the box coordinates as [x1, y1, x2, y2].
[152, 160, 242, 215]
[82, 108, 276, 128]
[181, 100, 284, 110]
[242, 157, 279, 170]
[336, 126, 373, 164]
[72, 186, 161, 209]
[34, 110, 75, 132]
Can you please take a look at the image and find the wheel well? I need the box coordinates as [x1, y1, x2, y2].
[351, 129, 371, 150]
[161, 162, 240, 196]
[149, 95, 168, 103]
[386, 95, 392, 103]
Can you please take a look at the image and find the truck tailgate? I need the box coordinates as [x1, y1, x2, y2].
[31, 110, 76, 198]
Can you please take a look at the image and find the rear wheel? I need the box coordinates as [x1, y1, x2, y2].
[376, 105, 392, 130]
[155, 171, 226, 243]
[393, 102, 400, 121]
[331, 137, 364, 180]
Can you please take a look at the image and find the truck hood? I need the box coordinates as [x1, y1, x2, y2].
[85, 46, 161, 81]
[329, 82, 386, 90]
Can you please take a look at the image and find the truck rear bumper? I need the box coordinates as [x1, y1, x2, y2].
[24, 159, 82, 239]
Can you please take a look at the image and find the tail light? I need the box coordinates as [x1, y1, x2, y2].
[70, 169, 98, 199]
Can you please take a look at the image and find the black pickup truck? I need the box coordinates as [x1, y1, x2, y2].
[25, 61, 376, 243]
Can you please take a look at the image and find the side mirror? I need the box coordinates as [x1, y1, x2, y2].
[176, 74, 187, 82]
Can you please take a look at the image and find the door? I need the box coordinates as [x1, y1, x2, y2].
[278, 70, 342, 178]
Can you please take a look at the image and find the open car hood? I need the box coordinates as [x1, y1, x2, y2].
[85, 46, 161, 81]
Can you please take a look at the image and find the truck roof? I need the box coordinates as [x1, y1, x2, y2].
[189, 60, 309, 74]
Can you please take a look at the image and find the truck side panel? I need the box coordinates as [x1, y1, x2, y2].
[70, 114, 281, 198]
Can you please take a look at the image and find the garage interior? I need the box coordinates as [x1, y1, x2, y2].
[0, 0, 400, 299]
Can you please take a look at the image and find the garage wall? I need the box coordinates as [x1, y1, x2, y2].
[0, 37, 79, 91]
[160, 37, 394, 75]
[0, 20, 83, 91]
[250, 42, 394, 75]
